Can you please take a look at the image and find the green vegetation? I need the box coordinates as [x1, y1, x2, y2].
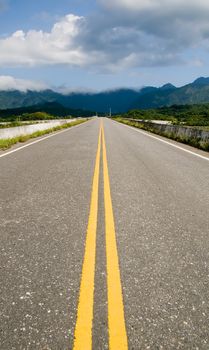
[19, 111, 55, 120]
[0, 102, 95, 122]
[0, 111, 70, 123]
[0, 121, 25, 129]
[115, 103, 209, 126]
[0, 119, 87, 150]
[114, 118, 209, 152]
[0, 120, 43, 129]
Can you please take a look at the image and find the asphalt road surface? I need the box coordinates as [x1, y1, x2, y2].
[1, 118, 209, 350]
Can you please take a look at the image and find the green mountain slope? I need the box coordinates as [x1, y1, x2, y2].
[131, 78, 209, 109]
[0, 102, 95, 120]
[1, 77, 209, 112]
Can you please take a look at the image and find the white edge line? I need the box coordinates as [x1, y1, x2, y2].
[0, 121, 88, 159]
[112, 119, 209, 162]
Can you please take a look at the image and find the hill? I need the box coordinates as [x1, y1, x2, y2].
[125, 103, 209, 126]
[1, 77, 209, 112]
[0, 88, 140, 113]
[131, 78, 209, 109]
[0, 102, 95, 121]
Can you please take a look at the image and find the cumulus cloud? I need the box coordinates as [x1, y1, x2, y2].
[0, 14, 99, 67]
[0, 2, 209, 70]
[0, 76, 48, 91]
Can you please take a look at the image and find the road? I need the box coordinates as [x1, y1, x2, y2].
[0, 118, 209, 350]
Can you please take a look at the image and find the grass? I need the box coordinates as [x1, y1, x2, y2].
[0, 121, 25, 129]
[0, 120, 52, 128]
[0, 119, 87, 150]
[115, 118, 209, 152]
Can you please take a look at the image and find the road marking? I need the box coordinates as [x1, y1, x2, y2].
[73, 125, 102, 350]
[102, 125, 128, 350]
[114, 120, 209, 162]
[0, 121, 88, 159]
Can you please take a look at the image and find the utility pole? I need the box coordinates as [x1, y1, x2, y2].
[109, 107, 112, 118]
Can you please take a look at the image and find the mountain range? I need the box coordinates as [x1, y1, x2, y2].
[1, 77, 209, 113]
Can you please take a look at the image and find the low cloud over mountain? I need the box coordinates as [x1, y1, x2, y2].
[0, 76, 48, 92]
[1, 76, 209, 112]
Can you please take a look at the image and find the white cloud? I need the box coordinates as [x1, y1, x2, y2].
[100, 0, 158, 11]
[0, 76, 48, 91]
[0, 2, 209, 71]
[100, 0, 209, 12]
[0, 14, 96, 67]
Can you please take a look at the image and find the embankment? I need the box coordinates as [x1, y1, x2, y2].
[115, 118, 209, 151]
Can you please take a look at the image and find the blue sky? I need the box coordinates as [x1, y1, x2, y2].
[0, 0, 96, 32]
[0, 0, 209, 91]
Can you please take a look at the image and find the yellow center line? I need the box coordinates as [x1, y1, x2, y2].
[72, 125, 102, 350]
[102, 124, 128, 350]
[72, 121, 128, 349]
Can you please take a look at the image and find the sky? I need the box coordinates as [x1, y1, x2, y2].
[0, 0, 209, 91]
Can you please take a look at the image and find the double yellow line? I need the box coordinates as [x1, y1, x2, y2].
[72, 122, 128, 350]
